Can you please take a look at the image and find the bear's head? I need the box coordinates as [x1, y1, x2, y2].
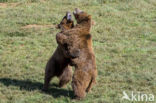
[57, 12, 74, 31]
[73, 8, 91, 25]
[56, 33, 80, 59]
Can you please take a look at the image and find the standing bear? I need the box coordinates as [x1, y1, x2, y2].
[43, 12, 75, 91]
[56, 8, 97, 99]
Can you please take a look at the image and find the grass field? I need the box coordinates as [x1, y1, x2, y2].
[0, 0, 156, 103]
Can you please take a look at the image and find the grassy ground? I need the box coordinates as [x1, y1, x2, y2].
[0, 0, 156, 103]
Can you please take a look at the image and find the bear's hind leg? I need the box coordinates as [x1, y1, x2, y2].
[72, 69, 91, 99]
[86, 69, 97, 92]
[59, 65, 72, 88]
[85, 77, 95, 93]
[43, 58, 56, 91]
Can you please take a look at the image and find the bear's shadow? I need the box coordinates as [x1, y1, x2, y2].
[0, 78, 74, 99]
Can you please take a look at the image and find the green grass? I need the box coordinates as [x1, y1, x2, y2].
[0, 0, 156, 103]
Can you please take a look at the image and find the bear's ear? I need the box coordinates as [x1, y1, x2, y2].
[56, 24, 60, 29]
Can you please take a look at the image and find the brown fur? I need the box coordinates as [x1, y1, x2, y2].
[56, 8, 97, 99]
[43, 12, 74, 90]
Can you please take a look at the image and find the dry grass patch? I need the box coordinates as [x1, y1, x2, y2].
[21, 24, 56, 29]
[0, 3, 19, 8]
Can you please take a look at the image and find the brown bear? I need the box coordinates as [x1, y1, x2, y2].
[56, 8, 97, 99]
[43, 12, 75, 91]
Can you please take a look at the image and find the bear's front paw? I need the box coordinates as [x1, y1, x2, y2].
[56, 33, 67, 44]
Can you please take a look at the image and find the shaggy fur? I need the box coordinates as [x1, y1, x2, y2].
[43, 12, 74, 90]
[56, 8, 97, 99]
